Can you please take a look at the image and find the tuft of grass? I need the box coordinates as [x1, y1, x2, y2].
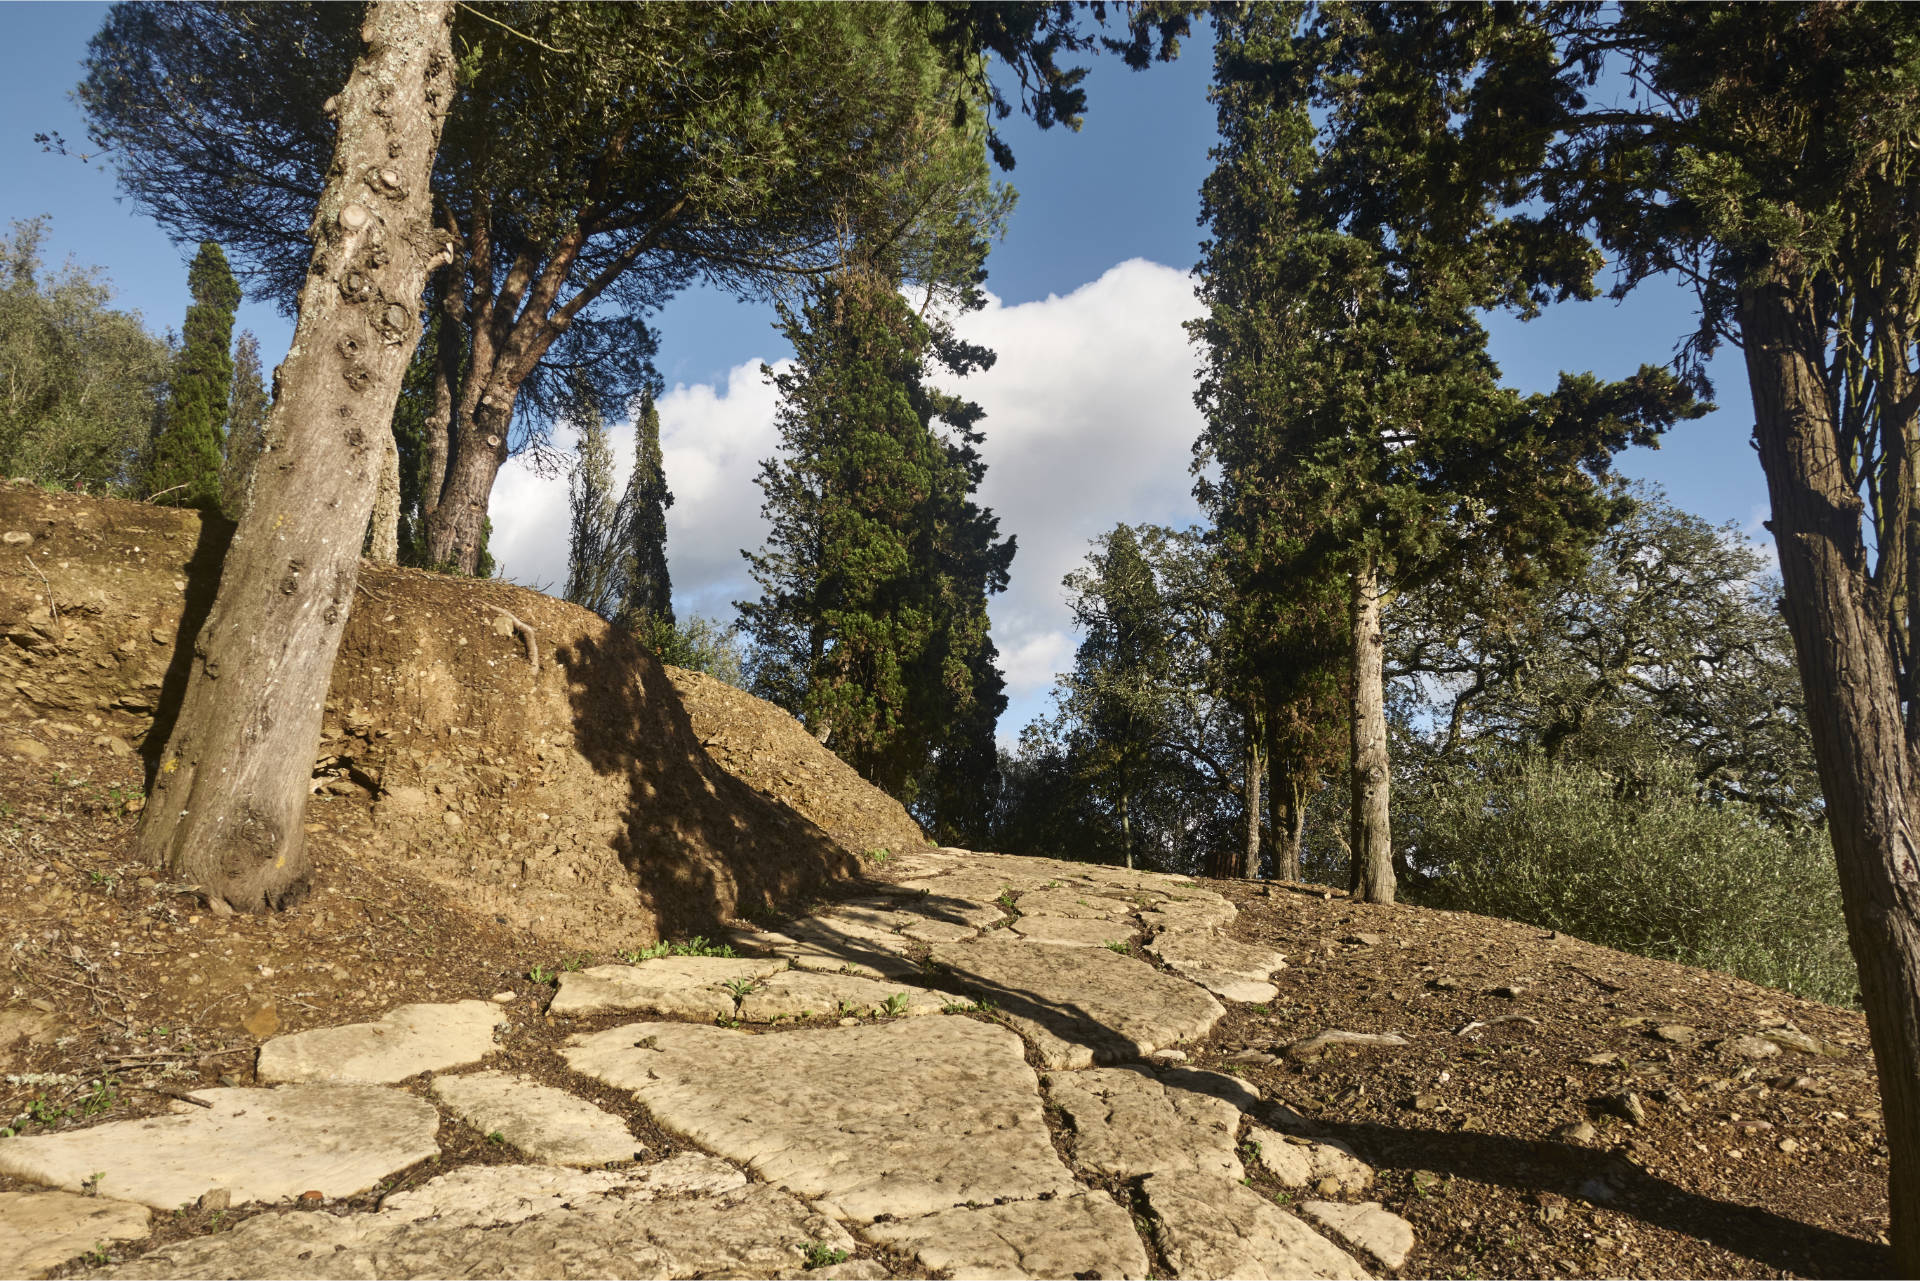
[1104, 940, 1131, 954]
[722, 976, 760, 999]
[801, 1243, 849, 1270]
[620, 936, 739, 962]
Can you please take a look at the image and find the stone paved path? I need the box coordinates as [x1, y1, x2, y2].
[0, 848, 1414, 1279]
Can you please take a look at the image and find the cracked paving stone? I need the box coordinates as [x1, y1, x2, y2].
[0, 1086, 439, 1210]
[737, 970, 954, 1020]
[1142, 1170, 1370, 1280]
[546, 957, 786, 1019]
[1010, 916, 1137, 948]
[562, 1016, 1077, 1222]
[1245, 1126, 1373, 1195]
[0, 1190, 150, 1279]
[931, 935, 1226, 1069]
[1146, 932, 1286, 1005]
[864, 1190, 1149, 1280]
[430, 1071, 641, 1166]
[1047, 1065, 1257, 1180]
[1014, 889, 1138, 920]
[1299, 1201, 1416, 1271]
[256, 1000, 506, 1084]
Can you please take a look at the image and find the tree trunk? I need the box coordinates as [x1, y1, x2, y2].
[420, 289, 458, 521]
[1741, 278, 1920, 1274]
[1271, 761, 1306, 883]
[1242, 712, 1264, 880]
[368, 427, 401, 563]
[1349, 557, 1395, 904]
[136, 0, 455, 912]
[1119, 787, 1133, 871]
[423, 396, 509, 570]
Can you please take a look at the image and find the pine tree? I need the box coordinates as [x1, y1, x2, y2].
[618, 391, 674, 627]
[150, 241, 239, 508]
[219, 329, 268, 519]
[741, 263, 1014, 824]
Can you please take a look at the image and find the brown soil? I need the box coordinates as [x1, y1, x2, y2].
[0, 484, 1895, 1279]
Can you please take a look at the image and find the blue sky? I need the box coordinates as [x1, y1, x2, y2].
[2, 4, 1770, 736]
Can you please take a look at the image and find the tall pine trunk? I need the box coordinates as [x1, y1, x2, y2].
[423, 397, 510, 570]
[1349, 557, 1394, 903]
[1242, 708, 1264, 879]
[136, 0, 455, 911]
[1741, 279, 1920, 1273]
[1120, 787, 1134, 871]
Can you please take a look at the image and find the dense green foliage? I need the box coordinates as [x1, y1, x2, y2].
[148, 241, 238, 509]
[741, 266, 1013, 843]
[1410, 753, 1852, 1007]
[636, 613, 746, 688]
[0, 218, 169, 491]
[997, 524, 1248, 872]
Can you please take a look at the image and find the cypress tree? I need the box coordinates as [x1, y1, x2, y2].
[150, 240, 239, 508]
[741, 262, 1014, 824]
[564, 388, 628, 621]
[618, 391, 674, 627]
[219, 329, 268, 519]
[1192, 4, 1705, 902]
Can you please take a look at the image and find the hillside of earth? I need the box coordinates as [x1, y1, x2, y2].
[0, 484, 1894, 1280]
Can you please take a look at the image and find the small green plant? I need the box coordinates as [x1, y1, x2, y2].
[26, 1097, 69, 1126]
[150, 1025, 172, 1037]
[486, 1131, 506, 1145]
[881, 992, 910, 1017]
[722, 976, 759, 999]
[996, 887, 1017, 910]
[621, 936, 739, 962]
[864, 847, 892, 863]
[561, 954, 590, 972]
[83, 1243, 111, 1267]
[941, 1001, 977, 1014]
[1104, 940, 1130, 954]
[528, 964, 556, 984]
[78, 1077, 120, 1117]
[801, 1243, 849, 1270]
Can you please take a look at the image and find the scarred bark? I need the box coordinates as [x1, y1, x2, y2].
[137, 0, 455, 912]
[1349, 558, 1395, 904]
[1741, 279, 1920, 1272]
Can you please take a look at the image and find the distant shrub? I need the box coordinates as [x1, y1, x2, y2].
[1406, 753, 1856, 1006]
[634, 612, 747, 688]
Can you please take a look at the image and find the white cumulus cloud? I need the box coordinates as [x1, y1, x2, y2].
[487, 258, 1208, 736]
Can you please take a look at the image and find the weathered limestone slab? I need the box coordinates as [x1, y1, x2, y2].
[896, 916, 979, 944]
[257, 1000, 505, 1084]
[546, 958, 786, 1019]
[1047, 1065, 1257, 1180]
[0, 1190, 150, 1279]
[1139, 899, 1238, 934]
[0, 1086, 439, 1210]
[430, 1071, 640, 1166]
[895, 879, 1017, 930]
[1142, 1171, 1370, 1280]
[93, 1181, 856, 1280]
[737, 970, 952, 1021]
[931, 936, 1226, 1068]
[761, 915, 926, 980]
[1011, 916, 1135, 948]
[865, 1191, 1149, 1280]
[563, 1017, 1077, 1221]
[379, 1154, 746, 1229]
[1246, 1126, 1373, 1195]
[1300, 1201, 1415, 1270]
[1148, 932, 1285, 982]
[1016, 890, 1137, 920]
[1145, 932, 1285, 1003]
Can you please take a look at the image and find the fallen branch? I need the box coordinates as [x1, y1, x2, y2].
[1455, 1014, 1541, 1036]
[23, 553, 58, 629]
[125, 1084, 213, 1108]
[487, 606, 539, 673]
[1284, 1029, 1411, 1060]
